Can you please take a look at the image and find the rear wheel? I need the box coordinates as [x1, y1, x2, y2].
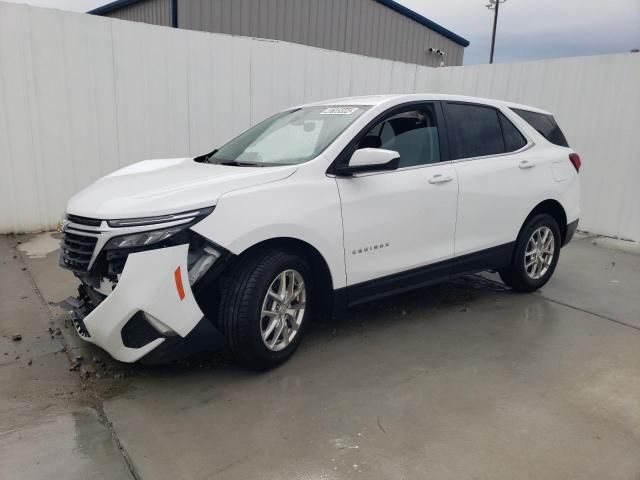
[499, 214, 561, 292]
[218, 248, 311, 369]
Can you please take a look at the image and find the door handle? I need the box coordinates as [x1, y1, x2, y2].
[519, 160, 536, 169]
[428, 174, 453, 184]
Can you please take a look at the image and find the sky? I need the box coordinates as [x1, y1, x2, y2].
[3, 0, 640, 65]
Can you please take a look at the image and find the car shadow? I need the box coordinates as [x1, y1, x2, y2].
[110, 274, 510, 380]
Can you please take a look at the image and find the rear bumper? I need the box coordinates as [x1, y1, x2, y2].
[68, 244, 206, 363]
[563, 219, 579, 246]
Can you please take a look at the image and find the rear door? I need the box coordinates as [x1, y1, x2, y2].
[444, 102, 548, 256]
[336, 102, 458, 295]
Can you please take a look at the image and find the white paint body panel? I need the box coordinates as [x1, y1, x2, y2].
[337, 164, 458, 285]
[66, 158, 296, 219]
[81, 244, 203, 363]
[453, 144, 575, 256]
[191, 155, 347, 288]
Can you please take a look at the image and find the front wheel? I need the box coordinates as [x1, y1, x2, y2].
[218, 248, 312, 370]
[499, 214, 561, 292]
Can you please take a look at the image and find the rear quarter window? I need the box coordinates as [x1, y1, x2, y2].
[499, 112, 528, 152]
[511, 108, 569, 147]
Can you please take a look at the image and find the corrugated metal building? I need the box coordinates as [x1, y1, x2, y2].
[89, 0, 469, 67]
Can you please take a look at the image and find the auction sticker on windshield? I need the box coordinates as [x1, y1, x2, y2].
[320, 107, 359, 115]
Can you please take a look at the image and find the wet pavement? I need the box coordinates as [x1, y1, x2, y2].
[1, 232, 639, 479]
[0, 235, 132, 479]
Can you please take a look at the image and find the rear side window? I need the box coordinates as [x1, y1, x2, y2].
[445, 103, 505, 159]
[511, 108, 569, 147]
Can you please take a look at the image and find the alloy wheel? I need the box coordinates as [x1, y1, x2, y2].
[524, 226, 555, 280]
[260, 269, 306, 351]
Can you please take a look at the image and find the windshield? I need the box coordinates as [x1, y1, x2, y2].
[208, 105, 369, 166]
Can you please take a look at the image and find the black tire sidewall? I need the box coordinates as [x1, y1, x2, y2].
[511, 214, 561, 291]
[227, 249, 313, 368]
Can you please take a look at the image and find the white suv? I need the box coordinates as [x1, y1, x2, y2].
[60, 94, 580, 368]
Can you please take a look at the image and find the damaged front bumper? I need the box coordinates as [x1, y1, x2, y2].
[65, 244, 208, 363]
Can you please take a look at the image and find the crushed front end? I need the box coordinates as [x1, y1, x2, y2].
[59, 209, 229, 363]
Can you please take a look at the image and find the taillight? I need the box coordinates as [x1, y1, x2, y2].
[569, 153, 581, 172]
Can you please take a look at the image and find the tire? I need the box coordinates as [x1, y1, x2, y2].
[499, 213, 561, 293]
[218, 247, 312, 370]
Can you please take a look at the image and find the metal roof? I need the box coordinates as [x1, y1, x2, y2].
[300, 94, 551, 114]
[89, 0, 145, 16]
[88, 0, 470, 48]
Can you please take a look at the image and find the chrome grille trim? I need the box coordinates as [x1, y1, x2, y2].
[65, 214, 102, 227]
[60, 231, 99, 272]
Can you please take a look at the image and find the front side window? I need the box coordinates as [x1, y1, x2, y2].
[357, 105, 441, 168]
[209, 106, 369, 166]
[445, 103, 505, 160]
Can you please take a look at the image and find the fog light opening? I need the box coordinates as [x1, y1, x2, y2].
[188, 246, 221, 286]
[143, 312, 177, 336]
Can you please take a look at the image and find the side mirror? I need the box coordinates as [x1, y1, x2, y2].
[336, 148, 400, 175]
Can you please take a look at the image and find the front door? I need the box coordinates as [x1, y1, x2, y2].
[335, 103, 458, 300]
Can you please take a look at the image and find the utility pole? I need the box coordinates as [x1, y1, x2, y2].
[486, 0, 506, 64]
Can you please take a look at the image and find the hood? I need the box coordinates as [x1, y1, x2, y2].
[67, 158, 296, 219]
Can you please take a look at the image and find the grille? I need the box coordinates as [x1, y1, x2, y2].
[60, 231, 98, 272]
[66, 214, 102, 227]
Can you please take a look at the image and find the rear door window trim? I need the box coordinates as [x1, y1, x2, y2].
[441, 101, 534, 163]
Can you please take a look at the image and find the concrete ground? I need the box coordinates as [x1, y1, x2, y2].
[0, 235, 132, 479]
[1, 232, 639, 479]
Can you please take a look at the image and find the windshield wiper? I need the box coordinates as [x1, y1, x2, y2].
[209, 159, 264, 167]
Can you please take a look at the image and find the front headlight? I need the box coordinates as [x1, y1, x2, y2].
[104, 226, 186, 250]
[104, 207, 214, 250]
[107, 207, 214, 228]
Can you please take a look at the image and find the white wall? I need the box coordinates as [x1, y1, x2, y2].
[425, 57, 640, 242]
[0, 2, 638, 241]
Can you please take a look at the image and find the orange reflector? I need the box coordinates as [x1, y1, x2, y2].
[174, 266, 186, 300]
